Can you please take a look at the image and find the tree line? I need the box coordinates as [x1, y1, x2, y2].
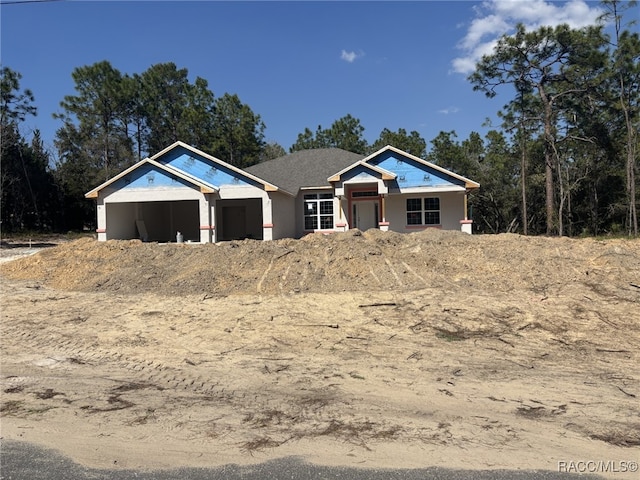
[1, 0, 637, 236]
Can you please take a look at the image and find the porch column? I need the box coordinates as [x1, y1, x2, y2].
[335, 195, 348, 232]
[199, 194, 213, 243]
[464, 193, 468, 220]
[460, 191, 473, 234]
[378, 194, 389, 231]
[96, 199, 107, 241]
[210, 198, 216, 243]
[262, 196, 273, 241]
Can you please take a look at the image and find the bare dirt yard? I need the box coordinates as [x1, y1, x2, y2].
[1, 230, 639, 477]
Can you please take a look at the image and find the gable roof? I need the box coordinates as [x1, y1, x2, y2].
[245, 148, 363, 195]
[328, 160, 397, 183]
[363, 145, 480, 190]
[151, 141, 281, 193]
[85, 158, 217, 199]
[85, 141, 283, 198]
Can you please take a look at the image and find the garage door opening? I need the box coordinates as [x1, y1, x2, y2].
[106, 200, 199, 242]
[216, 198, 263, 241]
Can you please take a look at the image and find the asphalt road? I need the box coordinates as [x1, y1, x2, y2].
[0, 440, 606, 480]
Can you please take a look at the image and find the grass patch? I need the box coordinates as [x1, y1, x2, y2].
[240, 436, 283, 454]
[0, 400, 24, 415]
[435, 329, 467, 342]
[35, 388, 65, 400]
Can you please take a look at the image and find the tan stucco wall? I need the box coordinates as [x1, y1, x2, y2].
[383, 191, 466, 232]
[270, 192, 296, 240]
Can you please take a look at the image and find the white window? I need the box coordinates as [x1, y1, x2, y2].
[406, 197, 440, 225]
[304, 193, 334, 230]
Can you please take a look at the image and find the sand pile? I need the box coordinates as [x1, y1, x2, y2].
[2, 229, 638, 298]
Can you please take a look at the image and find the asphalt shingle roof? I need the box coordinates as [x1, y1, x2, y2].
[245, 148, 364, 195]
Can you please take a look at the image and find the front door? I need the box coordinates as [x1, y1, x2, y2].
[354, 201, 379, 231]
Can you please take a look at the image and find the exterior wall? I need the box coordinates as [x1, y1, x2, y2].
[294, 194, 304, 237]
[384, 191, 465, 233]
[216, 184, 267, 200]
[270, 192, 296, 240]
[102, 185, 203, 203]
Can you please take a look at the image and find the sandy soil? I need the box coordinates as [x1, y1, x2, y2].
[1, 230, 639, 477]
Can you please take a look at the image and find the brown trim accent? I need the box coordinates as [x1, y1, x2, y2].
[378, 221, 390, 226]
[263, 223, 274, 228]
[96, 228, 106, 233]
[336, 222, 347, 227]
[460, 220, 473, 224]
[200, 225, 215, 230]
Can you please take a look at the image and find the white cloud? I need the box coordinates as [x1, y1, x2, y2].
[341, 49, 363, 63]
[452, 0, 604, 75]
[438, 106, 461, 115]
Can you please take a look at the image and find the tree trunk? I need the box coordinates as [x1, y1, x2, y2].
[520, 134, 528, 236]
[539, 85, 556, 235]
[624, 109, 637, 236]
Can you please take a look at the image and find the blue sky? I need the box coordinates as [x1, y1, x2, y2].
[1, 0, 609, 160]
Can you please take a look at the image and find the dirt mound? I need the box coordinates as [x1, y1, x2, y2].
[2, 230, 638, 297]
[2, 230, 639, 475]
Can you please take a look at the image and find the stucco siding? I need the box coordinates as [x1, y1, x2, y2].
[385, 191, 465, 232]
[102, 185, 204, 204]
[270, 192, 296, 240]
[218, 184, 268, 200]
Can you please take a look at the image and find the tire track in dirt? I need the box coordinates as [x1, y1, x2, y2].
[1, 323, 231, 400]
